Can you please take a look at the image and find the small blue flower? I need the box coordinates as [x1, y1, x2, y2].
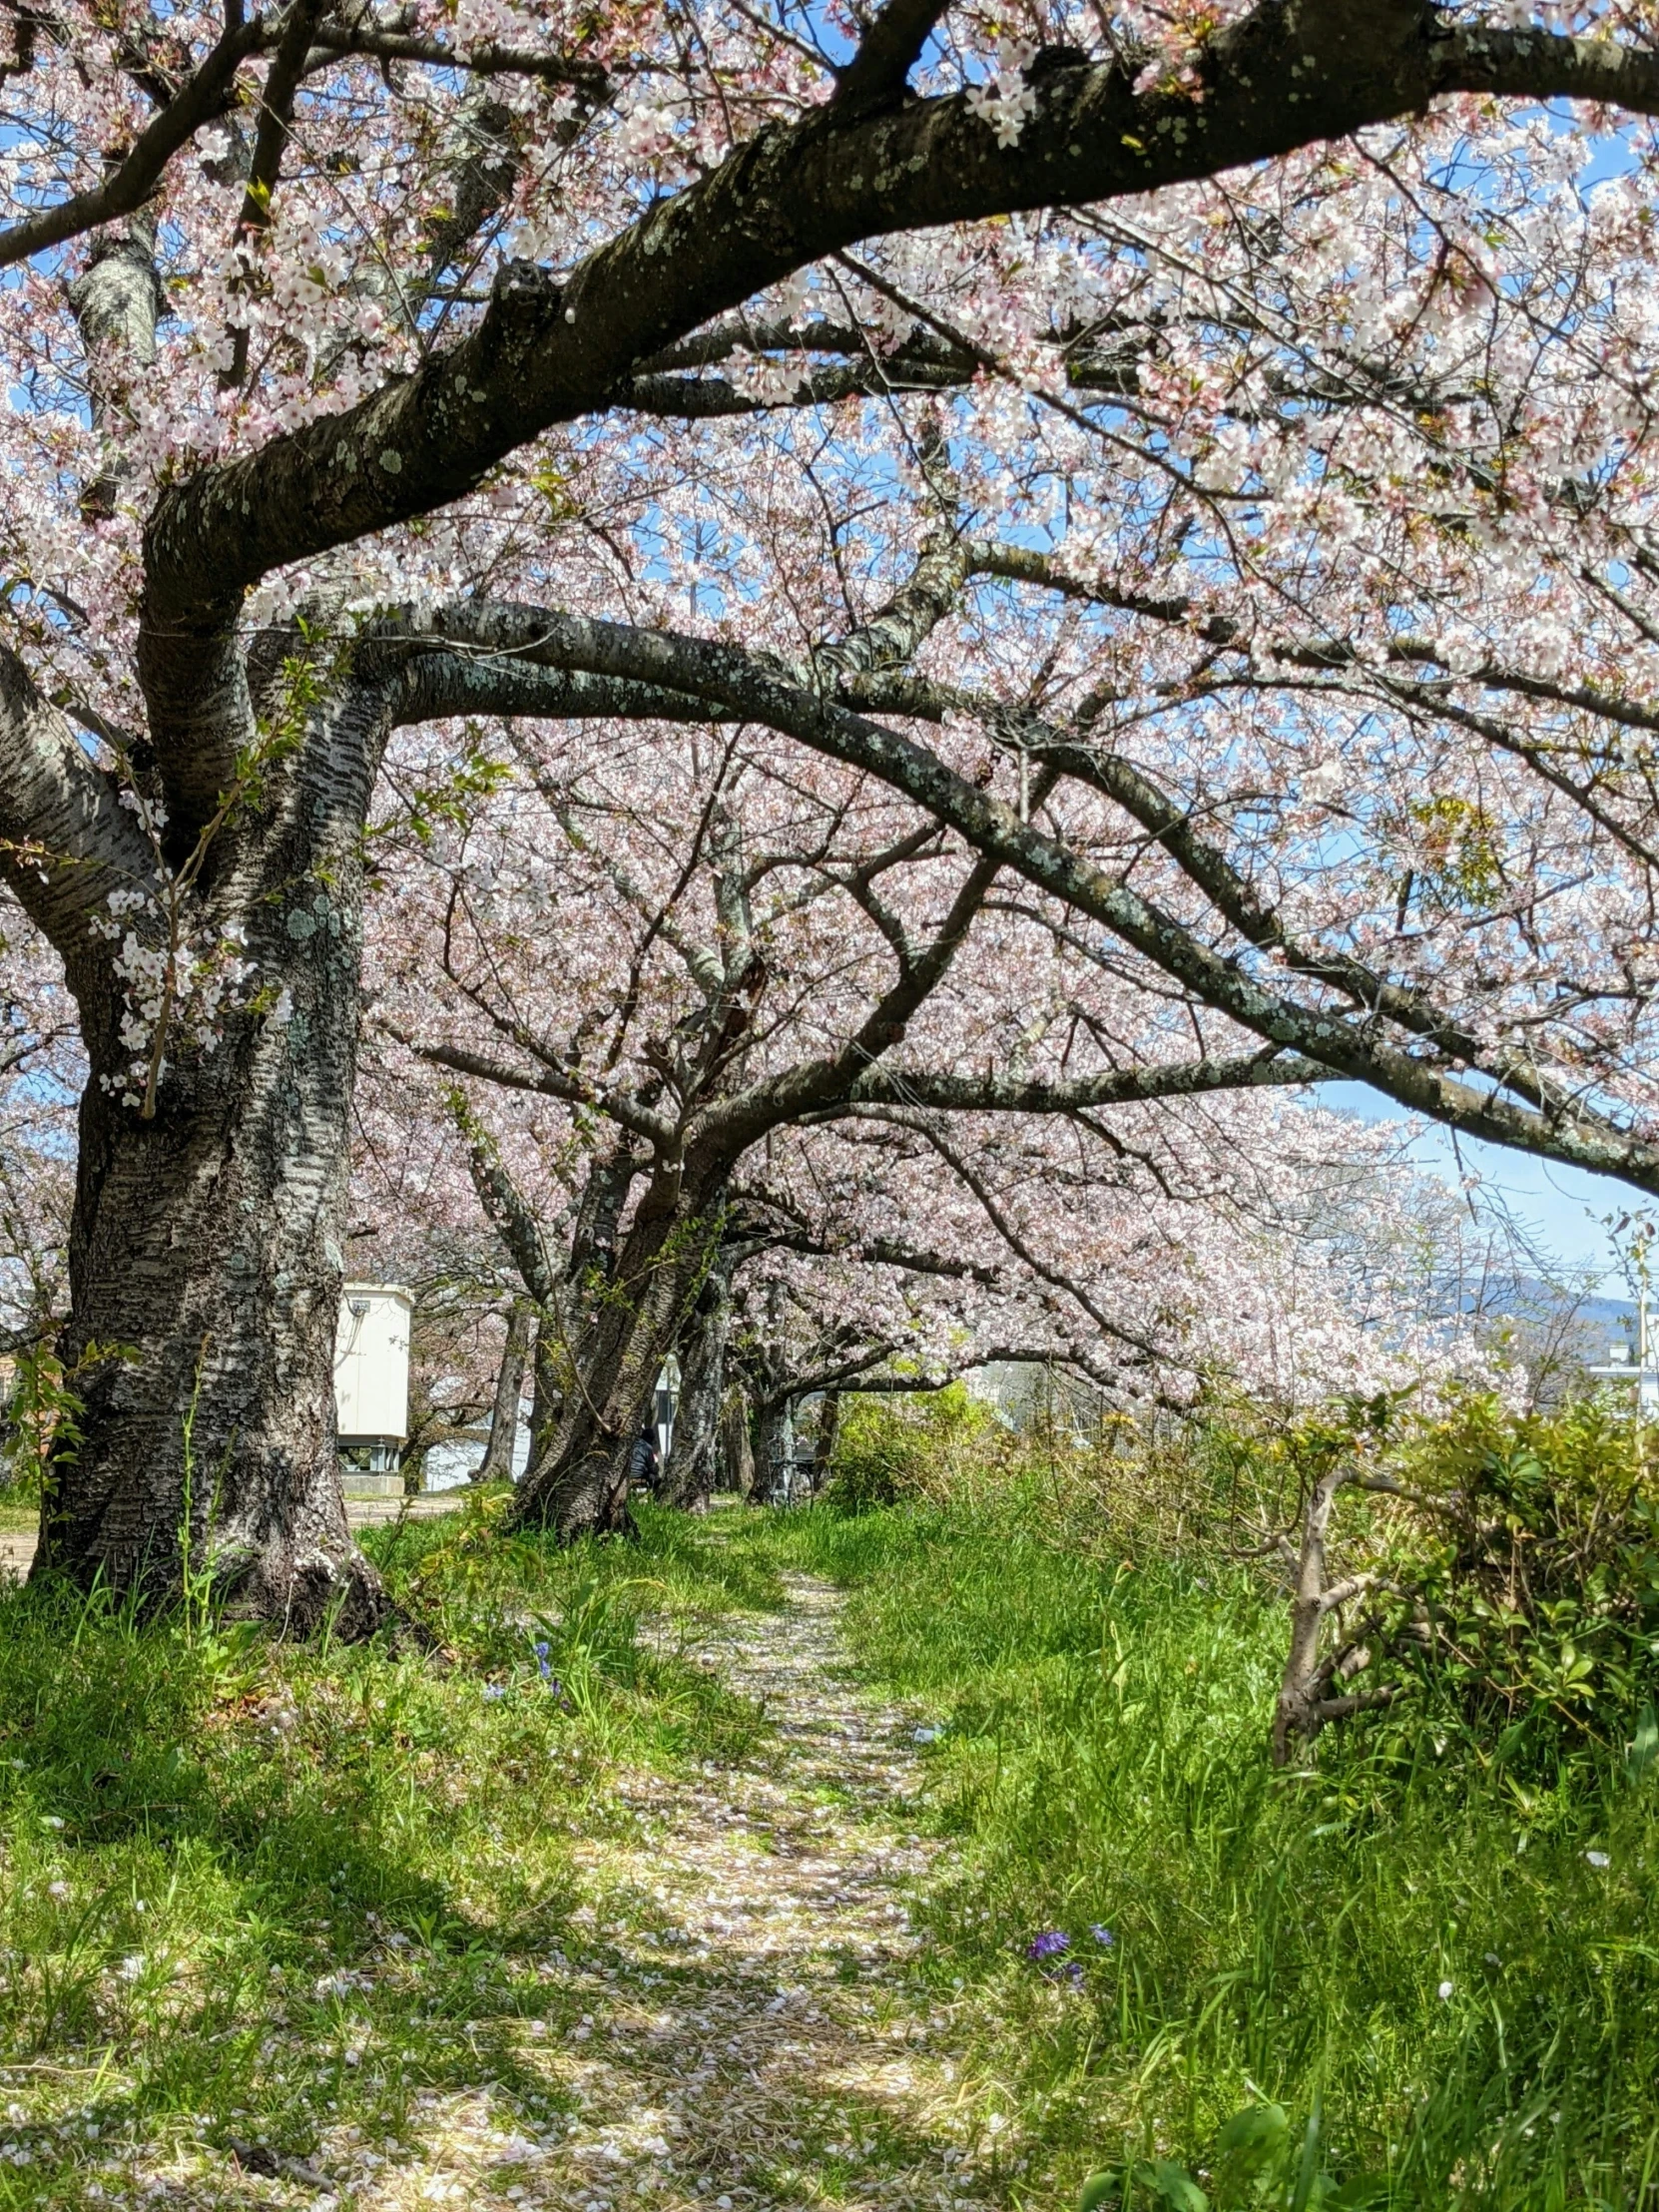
[1060, 1959, 1085, 1985]
[482, 1682, 507, 1702]
[534, 1640, 553, 1680]
[1026, 1930, 1070, 1961]
[1089, 1925, 1115, 1947]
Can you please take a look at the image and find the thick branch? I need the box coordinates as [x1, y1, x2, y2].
[225, 0, 324, 386]
[382, 647, 729, 731]
[840, 1048, 1329, 1114]
[0, 643, 154, 972]
[831, 0, 948, 119]
[846, 660, 1539, 1099]
[390, 1025, 676, 1150]
[141, 8, 1659, 718]
[453, 1107, 560, 1309]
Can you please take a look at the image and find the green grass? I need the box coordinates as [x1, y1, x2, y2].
[9, 1476, 1659, 2209]
[711, 1494, 1659, 2211]
[0, 1494, 783, 2207]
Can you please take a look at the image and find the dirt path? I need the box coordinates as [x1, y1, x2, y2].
[360, 1570, 995, 2212]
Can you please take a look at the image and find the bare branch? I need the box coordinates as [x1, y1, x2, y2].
[830, 0, 948, 119]
[305, 20, 606, 90]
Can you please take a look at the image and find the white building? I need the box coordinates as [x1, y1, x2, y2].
[333, 1285, 411, 1487]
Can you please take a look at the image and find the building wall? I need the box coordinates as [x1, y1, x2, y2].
[333, 1286, 411, 1443]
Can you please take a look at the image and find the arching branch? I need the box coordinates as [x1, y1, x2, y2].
[391, 598, 1659, 1193]
[138, 5, 1659, 749]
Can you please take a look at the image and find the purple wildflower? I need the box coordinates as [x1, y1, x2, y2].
[534, 1640, 553, 1680]
[1026, 1931, 1070, 1961]
[1089, 1925, 1115, 1947]
[1060, 1959, 1085, 1985]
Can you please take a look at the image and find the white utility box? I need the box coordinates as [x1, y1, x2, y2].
[334, 1285, 411, 1487]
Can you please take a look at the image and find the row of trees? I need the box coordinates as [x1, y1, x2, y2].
[0, 0, 1658, 1621]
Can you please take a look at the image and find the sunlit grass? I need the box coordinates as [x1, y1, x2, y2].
[713, 1498, 1659, 2210]
[8, 1478, 1659, 2208]
[0, 1496, 778, 2206]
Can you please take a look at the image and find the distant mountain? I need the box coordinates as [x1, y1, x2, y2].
[1574, 1293, 1639, 1326]
[1444, 1274, 1640, 1388]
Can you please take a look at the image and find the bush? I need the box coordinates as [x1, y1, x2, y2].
[822, 1383, 997, 1513]
[1373, 1390, 1659, 1779]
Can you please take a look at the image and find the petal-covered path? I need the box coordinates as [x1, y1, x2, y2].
[350, 1570, 998, 2212]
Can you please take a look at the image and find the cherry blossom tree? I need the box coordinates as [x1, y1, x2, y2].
[362, 712, 1475, 1526]
[365, 674, 1346, 1531]
[0, 901, 78, 1360]
[0, 0, 1656, 1618]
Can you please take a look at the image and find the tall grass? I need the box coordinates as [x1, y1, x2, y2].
[8, 1458, 1659, 2209]
[740, 1491, 1659, 2209]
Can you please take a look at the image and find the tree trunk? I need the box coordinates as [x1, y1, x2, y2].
[755, 1395, 796, 1503]
[662, 1266, 730, 1511]
[527, 1320, 561, 1465]
[811, 1389, 841, 1493]
[720, 1384, 755, 1498]
[32, 681, 388, 1634]
[507, 1181, 717, 1539]
[39, 982, 382, 1630]
[458, 1131, 641, 1483]
[1272, 1466, 1345, 1768]
[476, 1300, 531, 1484]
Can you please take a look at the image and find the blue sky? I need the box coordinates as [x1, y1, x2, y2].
[1328, 1080, 1635, 1289]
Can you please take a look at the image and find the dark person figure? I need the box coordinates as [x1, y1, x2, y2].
[629, 1428, 660, 1490]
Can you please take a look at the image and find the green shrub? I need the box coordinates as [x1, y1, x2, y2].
[1373, 1389, 1659, 1779]
[823, 1382, 996, 1512]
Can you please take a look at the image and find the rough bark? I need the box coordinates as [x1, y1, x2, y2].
[508, 1179, 720, 1538]
[662, 1264, 731, 1511]
[28, 674, 392, 1632]
[528, 1321, 561, 1469]
[475, 1299, 531, 1483]
[754, 1395, 797, 1504]
[720, 1384, 756, 1498]
[811, 1389, 841, 1494]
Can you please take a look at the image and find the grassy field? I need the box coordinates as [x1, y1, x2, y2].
[724, 1496, 1659, 2211]
[0, 1483, 1655, 2209]
[0, 1495, 783, 2208]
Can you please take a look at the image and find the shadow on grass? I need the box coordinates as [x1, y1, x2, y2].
[0, 1499, 783, 2200]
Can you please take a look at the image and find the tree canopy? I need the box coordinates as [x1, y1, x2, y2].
[2, 0, 1658, 1610]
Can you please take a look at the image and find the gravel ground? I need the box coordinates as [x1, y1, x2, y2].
[335, 1571, 991, 2212]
